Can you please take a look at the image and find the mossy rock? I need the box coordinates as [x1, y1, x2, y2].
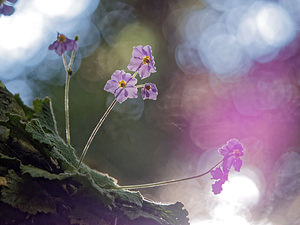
[0, 82, 189, 225]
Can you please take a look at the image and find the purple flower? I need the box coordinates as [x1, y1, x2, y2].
[127, 45, 156, 79]
[48, 33, 78, 56]
[0, 0, 17, 16]
[211, 138, 244, 195]
[211, 167, 228, 195]
[104, 70, 138, 103]
[141, 83, 158, 100]
[219, 138, 244, 173]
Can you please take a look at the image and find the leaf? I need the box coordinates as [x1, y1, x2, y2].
[0, 84, 190, 225]
[32, 98, 58, 134]
[0, 82, 26, 122]
[25, 118, 78, 171]
[111, 189, 144, 207]
[89, 168, 117, 188]
[0, 176, 7, 186]
[13, 93, 34, 120]
[20, 164, 70, 180]
[1, 170, 56, 214]
[0, 125, 9, 142]
[0, 152, 21, 169]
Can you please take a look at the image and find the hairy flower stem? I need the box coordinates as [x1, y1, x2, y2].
[132, 71, 138, 79]
[62, 51, 76, 146]
[135, 84, 145, 88]
[112, 159, 223, 190]
[65, 73, 71, 145]
[77, 99, 118, 168]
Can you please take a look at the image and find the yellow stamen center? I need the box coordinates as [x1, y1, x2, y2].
[119, 80, 127, 88]
[57, 34, 66, 43]
[145, 85, 151, 91]
[233, 149, 242, 157]
[143, 56, 151, 64]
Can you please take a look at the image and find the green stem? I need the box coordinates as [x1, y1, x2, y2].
[77, 99, 118, 168]
[132, 71, 138, 79]
[62, 54, 68, 71]
[62, 51, 76, 146]
[68, 50, 76, 69]
[135, 84, 145, 88]
[112, 159, 223, 190]
[65, 72, 71, 145]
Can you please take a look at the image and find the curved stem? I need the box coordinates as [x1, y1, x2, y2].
[77, 99, 118, 168]
[113, 159, 223, 190]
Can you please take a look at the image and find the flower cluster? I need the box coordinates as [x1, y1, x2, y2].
[0, 0, 17, 16]
[47, 34, 247, 198]
[104, 45, 158, 103]
[211, 138, 244, 194]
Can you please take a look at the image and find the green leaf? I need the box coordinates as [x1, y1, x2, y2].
[89, 168, 117, 188]
[0, 84, 190, 225]
[13, 93, 34, 120]
[1, 170, 56, 214]
[0, 82, 26, 122]
[20, 164, 70, 180]
[111, 189, 144, 207]
[32, 98, 58, 134]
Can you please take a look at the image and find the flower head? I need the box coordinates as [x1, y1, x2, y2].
[211, 138, 244, 195]
[104, 70, 138, 103]
[0, 0, 17, 16]
[219, 138, 244, 173]
[48, 33, 78, 56]
[128, 45, 156, 79]
[141, 83, 158, 100]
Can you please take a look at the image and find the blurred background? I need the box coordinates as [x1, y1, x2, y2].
[1, 0, 300, 224]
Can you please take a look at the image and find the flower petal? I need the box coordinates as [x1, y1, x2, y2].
[139, 64, 151, 79]
[212, 179, 225, 195]
[233, 158, 242, 172]
[211, 167, 223, 180]
[111, 70, 124, 82]
[0, 4, 14, 16]
[128, 57, 142, 72]
[219, 146, 229, 156]
[65, 39, 78, 51]
[126, 86, 138, 98]
[123, 72, 135, 84]
[55, 43, 66, 56]
[104, 80, 119, 94]
[227, 138, 244, 152]
[222, 156, 234, 173]
[143, 45, 152, 57]
[115, 89, 127, 103]
[48, 41, 58, 50]
[132, 45, 145, 58]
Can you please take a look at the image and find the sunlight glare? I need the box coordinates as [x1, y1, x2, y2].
[219, 175, 260, 206]
[33, 0, 96, 19]
[255, 3, 295, 47]
[0, 9, 44, 55]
